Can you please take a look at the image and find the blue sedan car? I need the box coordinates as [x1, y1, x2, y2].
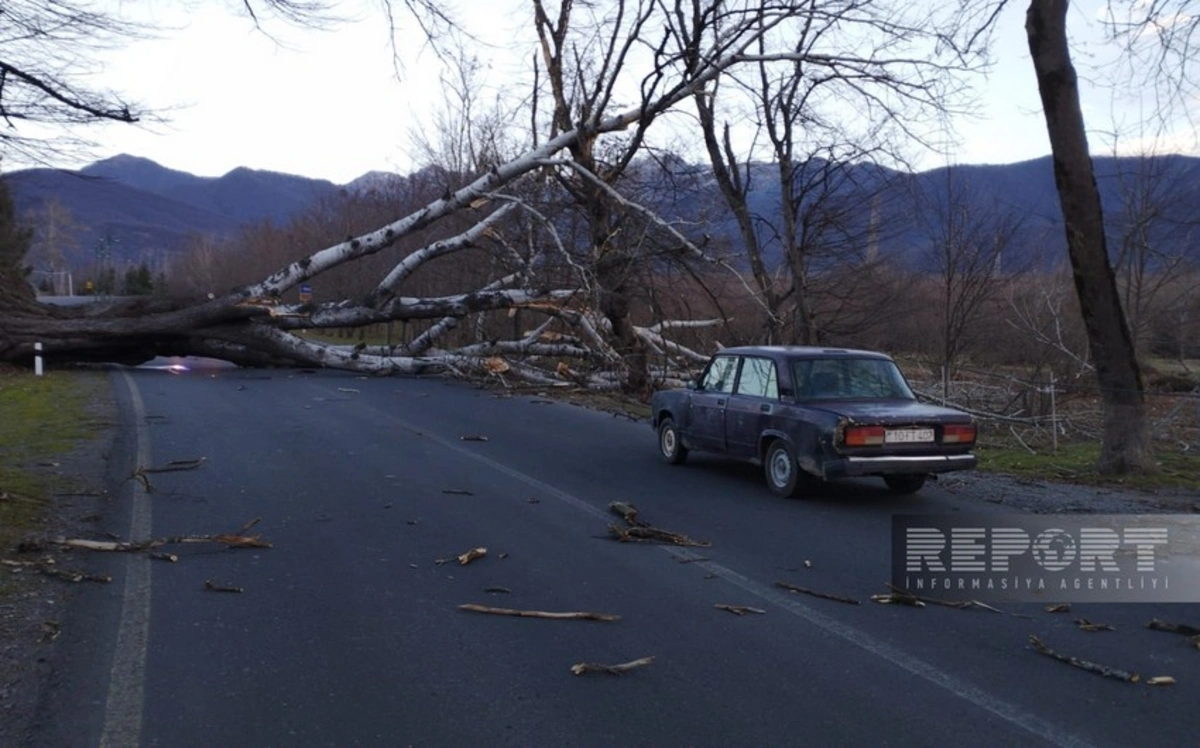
[650, 346, 977, 497]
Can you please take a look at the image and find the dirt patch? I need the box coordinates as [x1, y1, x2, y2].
[935, 469, 1200, 515]
[0, 371, 118, 748]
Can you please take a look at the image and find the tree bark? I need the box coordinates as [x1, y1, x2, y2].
[1025, 0, 1154, 473]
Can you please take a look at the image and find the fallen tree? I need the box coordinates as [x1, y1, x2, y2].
[0, 2, 988, 390]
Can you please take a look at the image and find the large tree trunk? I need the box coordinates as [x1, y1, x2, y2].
[1025, 0, 1155, 473]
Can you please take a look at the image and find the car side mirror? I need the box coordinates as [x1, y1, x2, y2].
[686, 380, 699, 390]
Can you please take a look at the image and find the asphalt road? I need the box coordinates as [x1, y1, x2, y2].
[27, 365, 1200, 747]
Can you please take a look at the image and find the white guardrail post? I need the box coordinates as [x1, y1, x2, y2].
[34, 342, 43, 376]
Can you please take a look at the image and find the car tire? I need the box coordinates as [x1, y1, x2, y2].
[764, 440, 805, 498]
[658, 417, 688, 465]
[883, 474, 927, 495]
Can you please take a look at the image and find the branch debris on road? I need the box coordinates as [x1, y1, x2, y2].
[877, 585, 1018, 616]
[442, 489, 474, 496]
[1074, 618, 1115, 632]
[1146, 619, 1200, 636]
[435, 547, 486, 566]
[1, 559, 111, 584]
[1028, 635, 1140, 683]
[715, 604, 766, 616]
[871, 591, 926, 607]
[608, 502, 646, 527]
[127, 457, 206, 492]
[1146, 619, 1200, 649]
[142, 457, 207, 474]
[204, 580, 244, 593]
[49, 518, 271, 553]
[458, 603, 620, 622]
[775, 580, 859, 605]
[1044, 603, 1071, 613]
[608, 524, 711, 547]
[570, 656, 654, 676]
[1147, 676, 1177, 686]
[605, 502, 711, 547]
[459, 435, 489, 442]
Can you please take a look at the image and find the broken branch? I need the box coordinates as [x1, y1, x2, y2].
[1146, 619, 1200, 636]
[142, 457, 206, 473]
[2, 559, 111, 583]
[1074, 618, 1115, 633]
[775, 581, 859, 605]
[884, 584, 1012, 615]
[204, 580, 244, 593]
[871, 592, 926, 607]
[608, 524, 710, 547]
[457, 547, 487, 566]
[570, 656, 654, 676]
[52, 519, 272, 552]
[715, 604, 766, 616]
[1028, 635, 1140, 683]
[607, 501, 646, 527]
[458, 603, 619, 622]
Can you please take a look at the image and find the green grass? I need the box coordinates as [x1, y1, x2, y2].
[976, 440, 1200, 491]
[0, 368, 110, 558]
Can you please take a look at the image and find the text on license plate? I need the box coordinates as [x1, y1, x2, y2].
[885, 428, 935, 443]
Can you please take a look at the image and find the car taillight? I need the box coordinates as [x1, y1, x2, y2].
[844, 426, 886, 446]
[943, 424, 977, 445]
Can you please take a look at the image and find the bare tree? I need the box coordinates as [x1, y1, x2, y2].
[0, 1, 997, 391]
[1106, 149, 1198, 353]
[1025, 0, 1157, 473]
[693, 0, 982, 346]
[921, 168, 1024, 379]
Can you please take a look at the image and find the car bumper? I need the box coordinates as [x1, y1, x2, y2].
[823, 453, 977, 478]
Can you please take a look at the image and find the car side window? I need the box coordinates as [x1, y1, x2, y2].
[700, 356, 738, 394]
[734, 357, 778, 399]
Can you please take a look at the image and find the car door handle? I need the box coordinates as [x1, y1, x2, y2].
[716, 398, 725, 406]
[759, 403, 771, 413]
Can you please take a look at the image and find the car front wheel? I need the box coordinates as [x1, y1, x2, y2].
[658, 417, 688, 465]
[764, 440, 805, 498]
[883, 474, 927, 495]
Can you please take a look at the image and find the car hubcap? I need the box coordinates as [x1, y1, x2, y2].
[662, 429, 676, 456]
[770, 449, 791, 486]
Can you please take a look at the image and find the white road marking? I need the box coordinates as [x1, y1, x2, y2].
[99, 371, 153, 748]
[376, 403, 1093, 748]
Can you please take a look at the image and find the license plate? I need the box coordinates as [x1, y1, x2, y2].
[885, 428, 934, 443]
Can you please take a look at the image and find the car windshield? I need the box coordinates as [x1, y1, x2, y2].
[791, 357, 915, 401]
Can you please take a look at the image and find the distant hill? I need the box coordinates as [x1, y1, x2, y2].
[7, 155, 344, 267]
[5, 152, 1199, 274]
[717, 154, 1200, 271]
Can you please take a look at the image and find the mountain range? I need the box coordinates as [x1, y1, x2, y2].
[6, 155, 348, 269]
[6, 152, 1199, 273]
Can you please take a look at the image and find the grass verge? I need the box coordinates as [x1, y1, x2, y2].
[976, 440, 1200, 491]
[0, 368, 112, 565]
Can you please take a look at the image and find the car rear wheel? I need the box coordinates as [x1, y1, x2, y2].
[883, 474, 927, 495]
[658, 417, 688, 465]
[764, 440, 804, 498]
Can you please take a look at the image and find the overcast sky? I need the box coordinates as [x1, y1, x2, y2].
[27, 1, 1200, 184]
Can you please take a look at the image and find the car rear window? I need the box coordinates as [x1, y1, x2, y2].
[792, 357, 915, 401]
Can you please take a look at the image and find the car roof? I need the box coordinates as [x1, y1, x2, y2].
[714, 345, 895, 361]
